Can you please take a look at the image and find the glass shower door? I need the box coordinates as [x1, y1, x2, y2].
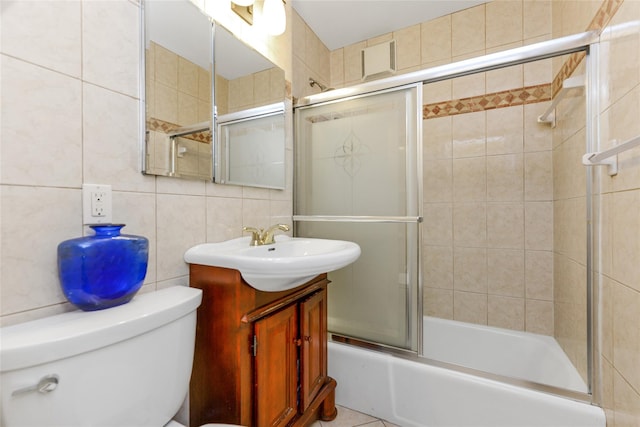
[294, 85, 421, 351]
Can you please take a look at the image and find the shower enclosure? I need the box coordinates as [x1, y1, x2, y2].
[294, 30, 600, 410]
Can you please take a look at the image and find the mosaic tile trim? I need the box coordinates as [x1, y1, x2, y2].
[147, 117, 212, 143]
[423, 83, 551, 120]
[551, 0, 624, 96]
[587, 0, 624, 32]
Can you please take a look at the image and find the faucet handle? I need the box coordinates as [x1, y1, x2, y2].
[243, 226, 263, 246]
[262, 224, 290, 245]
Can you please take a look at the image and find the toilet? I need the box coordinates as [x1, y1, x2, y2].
[0, 286, 241, 427]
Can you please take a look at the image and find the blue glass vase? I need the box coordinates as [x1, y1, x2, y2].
[57, 224, 149, 311]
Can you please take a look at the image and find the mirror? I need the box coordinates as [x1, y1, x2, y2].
[141, 0, 287, 188]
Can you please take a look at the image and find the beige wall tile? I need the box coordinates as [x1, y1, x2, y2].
[178, 92, 198, 125]
[395, 24, 421, 71]
[82, 0, 139, 97]
[487, 202, 525, 249]
[525, 201, 553, 250]
[423, 79, 452, 104]
[452, 5, 486, 57]
[525, 299, 553, 335]
[344, 41, 366, 84]
[452, 112, 486, 158]
[454, 247, 488, 293]
[611, 193, 640, 295]
[452, 70, 486, 99]
[330, 49, 345, 88]
[421, 15, 452, 64]
[424, 159, 453, 202]
[1, 186, 80, 315]
[488, 248, 525, 297]
[453, 157, 486, 201]
[524, 53, 552, 87]
[454, 290, 487, 325]
[525, 250, 553, 300]
[178, 58, 199, 97]
[113, 192, 157, 285]
[156, 194, 206, 281]
[292, 10, 307, 64]
[1, 56, 82, 188]
[424, 287, 454, 319]
[488, 294, 525, 331]
[525, 151, 553, 201]
[423, 245, 453, 290]
[206, 196, 243, 243]
[487, 154, 524, 202]
[486, 62, 523, 94]
[613, 368, 640, 427]
[453, 202, 487, 247]
[424, 203, 453, 246]
[601, 85, 640, 194]
[0, 0, 81, 78]
[486, 107, 524, 155]
[155, 82, 178, 123]
[523, 0, 552, 40]
[423, 116, 453, 159]
[612, 277, 640, 394]
[524, 102, 553, 152]
[600, 1, 640, 113]
[83, 83, 155, 193]
[198, 65, 211, 102]
[486, 0, 523, 49]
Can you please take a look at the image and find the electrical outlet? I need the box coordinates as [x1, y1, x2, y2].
[83, 184, 112, 225]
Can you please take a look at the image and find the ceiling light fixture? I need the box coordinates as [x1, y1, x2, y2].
[231, 0, 254, 6]
[263, 0, 286, 36]
[231, 0, 254, 25]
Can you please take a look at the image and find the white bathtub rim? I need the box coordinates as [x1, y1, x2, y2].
[329, 341, 605, 427]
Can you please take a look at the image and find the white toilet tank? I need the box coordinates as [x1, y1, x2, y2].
[0, 286, 203, 427]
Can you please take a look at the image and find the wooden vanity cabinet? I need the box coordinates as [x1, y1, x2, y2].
[188, 265, 337, 427]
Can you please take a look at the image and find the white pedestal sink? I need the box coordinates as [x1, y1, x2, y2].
[184, 235, 361, 292]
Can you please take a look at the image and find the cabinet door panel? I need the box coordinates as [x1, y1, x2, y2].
[300, 290, 327, 410]
[254, 304, 298, 427]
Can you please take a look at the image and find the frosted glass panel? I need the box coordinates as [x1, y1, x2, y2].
[296, 89, 417, 217]
[294, 85, 420, 350]
[217, 110, 285, 189]
[297, 221, 418, 350]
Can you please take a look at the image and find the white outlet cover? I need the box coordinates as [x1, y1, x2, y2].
[82, 184, 113, 225]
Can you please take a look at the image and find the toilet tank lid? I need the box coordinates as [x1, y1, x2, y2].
[0, 286, 202, 372]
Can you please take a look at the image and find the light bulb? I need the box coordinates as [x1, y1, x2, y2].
[232, 0, 254, 6]
[263, 0, 285, 36]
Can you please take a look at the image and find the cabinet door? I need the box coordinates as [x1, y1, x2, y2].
[254, 304, 298, 427]
[299, 290, 327, 411]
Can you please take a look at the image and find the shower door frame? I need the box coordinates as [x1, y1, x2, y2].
[294, 30, 601, 404]
[294, 83, 424, 353]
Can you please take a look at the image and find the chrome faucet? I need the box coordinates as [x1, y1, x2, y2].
[243, 224, 290, 246]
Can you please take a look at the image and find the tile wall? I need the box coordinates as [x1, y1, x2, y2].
[0, 0, 293, 326]
[323, 1, 557, 334]
[555, 1, 640, 425]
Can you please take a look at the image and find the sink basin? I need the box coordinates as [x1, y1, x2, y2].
[184, 235, 361, 292]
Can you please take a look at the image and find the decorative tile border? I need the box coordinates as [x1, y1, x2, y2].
[147, 118, 212, 144]
[423, 84, 551, 120]
[422, 0, 622, 119]
[552, 0, 624, 96]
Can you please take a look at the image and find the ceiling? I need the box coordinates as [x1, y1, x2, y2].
[291, 0, 490, 51]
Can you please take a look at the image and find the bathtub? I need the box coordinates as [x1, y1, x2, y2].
[328, 317, 605, 427]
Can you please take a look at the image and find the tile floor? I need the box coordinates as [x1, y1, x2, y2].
[310, 405, 400, 427]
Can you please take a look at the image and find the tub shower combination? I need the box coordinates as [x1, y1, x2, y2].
[294, 30, 608, 426]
